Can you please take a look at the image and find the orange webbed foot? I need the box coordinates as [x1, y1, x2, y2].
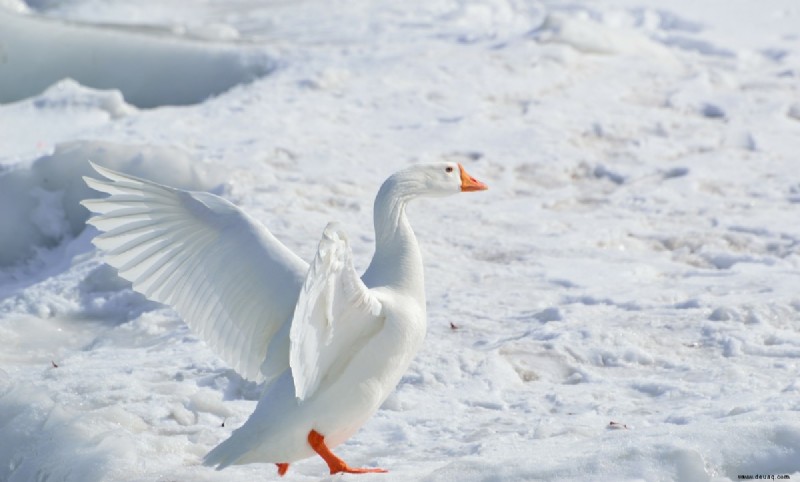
[276, 462, 290, 476]
[308, 429, 388, 475]
[337, 466, 388, 474]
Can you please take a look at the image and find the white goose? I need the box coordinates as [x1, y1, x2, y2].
[81, 162, 487, 476]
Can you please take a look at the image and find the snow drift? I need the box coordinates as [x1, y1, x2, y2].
[0, 9, 275, 107]
[0, 141, 223, 267]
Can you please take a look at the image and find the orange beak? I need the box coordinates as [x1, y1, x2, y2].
[459, 164, 488, 192]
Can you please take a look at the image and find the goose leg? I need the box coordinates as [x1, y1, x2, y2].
[276, 463, 290, 476]
[307, 430, 388, 474]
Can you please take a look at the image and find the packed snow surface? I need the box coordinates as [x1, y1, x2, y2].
[1, 0, 799, 481]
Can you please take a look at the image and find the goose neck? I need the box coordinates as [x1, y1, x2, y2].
[364, 178, 424, 298]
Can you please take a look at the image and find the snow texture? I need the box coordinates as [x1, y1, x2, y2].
[1, 0, 799, 481]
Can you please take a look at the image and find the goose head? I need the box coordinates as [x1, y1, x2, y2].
[383, 162, 488, 200]
[367, 162, 487, 291]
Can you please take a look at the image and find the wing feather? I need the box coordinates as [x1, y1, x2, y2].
[82, 162, 308, 382]
[289, 222, 383, 401]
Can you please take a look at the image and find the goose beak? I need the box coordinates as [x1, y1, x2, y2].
[459, 164, 488, 192]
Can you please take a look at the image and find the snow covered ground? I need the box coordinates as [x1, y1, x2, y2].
[1, 0, 799, 480]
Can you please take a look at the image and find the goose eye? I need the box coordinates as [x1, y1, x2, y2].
[445, 166, 453, 173]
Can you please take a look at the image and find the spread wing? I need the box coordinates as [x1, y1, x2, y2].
[81, 162, 308, 383]
[289, 222, 383, 401]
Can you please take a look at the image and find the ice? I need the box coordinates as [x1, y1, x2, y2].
[2, 0, 800, 481]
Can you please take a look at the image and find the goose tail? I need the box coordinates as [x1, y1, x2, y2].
[203, 437, 243, 471]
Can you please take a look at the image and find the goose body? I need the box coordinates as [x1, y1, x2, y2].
[81, 162, 487, 475]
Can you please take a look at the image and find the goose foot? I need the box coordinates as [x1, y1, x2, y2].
[308, 430, 388, 475]
[276, 463, 290, 476]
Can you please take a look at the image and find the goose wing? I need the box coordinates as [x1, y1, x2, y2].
[81, 162, 307, 383]
[289, 222, 383, 401]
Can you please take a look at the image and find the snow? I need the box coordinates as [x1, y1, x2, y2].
[0, 139, 221, 268]
[1, 0, 799, 481]
[0, 8, 274, 107]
